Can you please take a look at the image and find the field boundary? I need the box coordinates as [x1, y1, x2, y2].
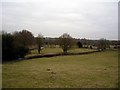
[25, 50, 101, 60]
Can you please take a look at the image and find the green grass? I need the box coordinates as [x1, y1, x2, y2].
[30, 47, 96, 54]
[2, 50, 118, 88]
[69, 48, 96, 53]
[0, 64, 2, 89]
[26, 48, 96, 58]
[30, 47, 62, 55]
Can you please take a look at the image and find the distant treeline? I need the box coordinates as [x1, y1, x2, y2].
[2, 30, 120, 62]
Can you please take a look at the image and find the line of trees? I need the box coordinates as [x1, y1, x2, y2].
[2, 29, 119, 61]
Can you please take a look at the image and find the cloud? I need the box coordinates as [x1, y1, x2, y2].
[2, 0, 118, 40]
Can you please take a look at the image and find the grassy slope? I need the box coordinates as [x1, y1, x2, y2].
[3, 50, 118, 88]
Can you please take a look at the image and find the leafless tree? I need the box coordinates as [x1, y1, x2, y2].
[97, 38, 110, 50]
[36, 34, 44, 54]
[59, 33, 74, 54]
[13, 30, 35, 47]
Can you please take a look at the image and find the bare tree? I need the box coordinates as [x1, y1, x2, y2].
[59, 33, 74, 54]
[36, 34, 44, 54]
[13, 30, 35, 47]
[97, 38, 110, 50]
[81, 38, 89, 48]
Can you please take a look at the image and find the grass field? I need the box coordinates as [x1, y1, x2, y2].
[2, 50, 118, 88]
[0, 64, 2, 89]
[29, 48, 96, 55]
[30, 47, 63, 54]
[26, 48, 96, 58]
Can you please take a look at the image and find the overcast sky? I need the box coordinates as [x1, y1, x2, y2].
[2, 0, 119, 40]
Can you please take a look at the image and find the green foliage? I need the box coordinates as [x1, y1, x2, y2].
[2, 32, 30, 61]
[2, 33, 15, 60]
[15, 45, 29, 58]
[77, 41, 83, 48]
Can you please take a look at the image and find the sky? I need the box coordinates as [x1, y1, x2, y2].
[1, 0, 119, 40]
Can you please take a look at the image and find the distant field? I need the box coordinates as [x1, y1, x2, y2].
[30, 47, 63, 54]
[30, 47, 96, 54]
[26, 48, 97, 58]
[2, 50, 118, 88]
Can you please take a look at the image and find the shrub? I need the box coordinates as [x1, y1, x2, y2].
[2, 33, 15, 60]
[77, 41, 83, 48]
[2, 32, 29, 61]
[14, 45, 29, 58]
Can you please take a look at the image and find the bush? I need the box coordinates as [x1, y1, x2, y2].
[2, 33, 15, 60]
[14, 45, 29, 58]
[77, 41, 83, 48]
[2, 32, 29, 61]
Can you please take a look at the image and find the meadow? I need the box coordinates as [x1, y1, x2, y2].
[26, 47, 96, 58]
[2, 48, 118, 88]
